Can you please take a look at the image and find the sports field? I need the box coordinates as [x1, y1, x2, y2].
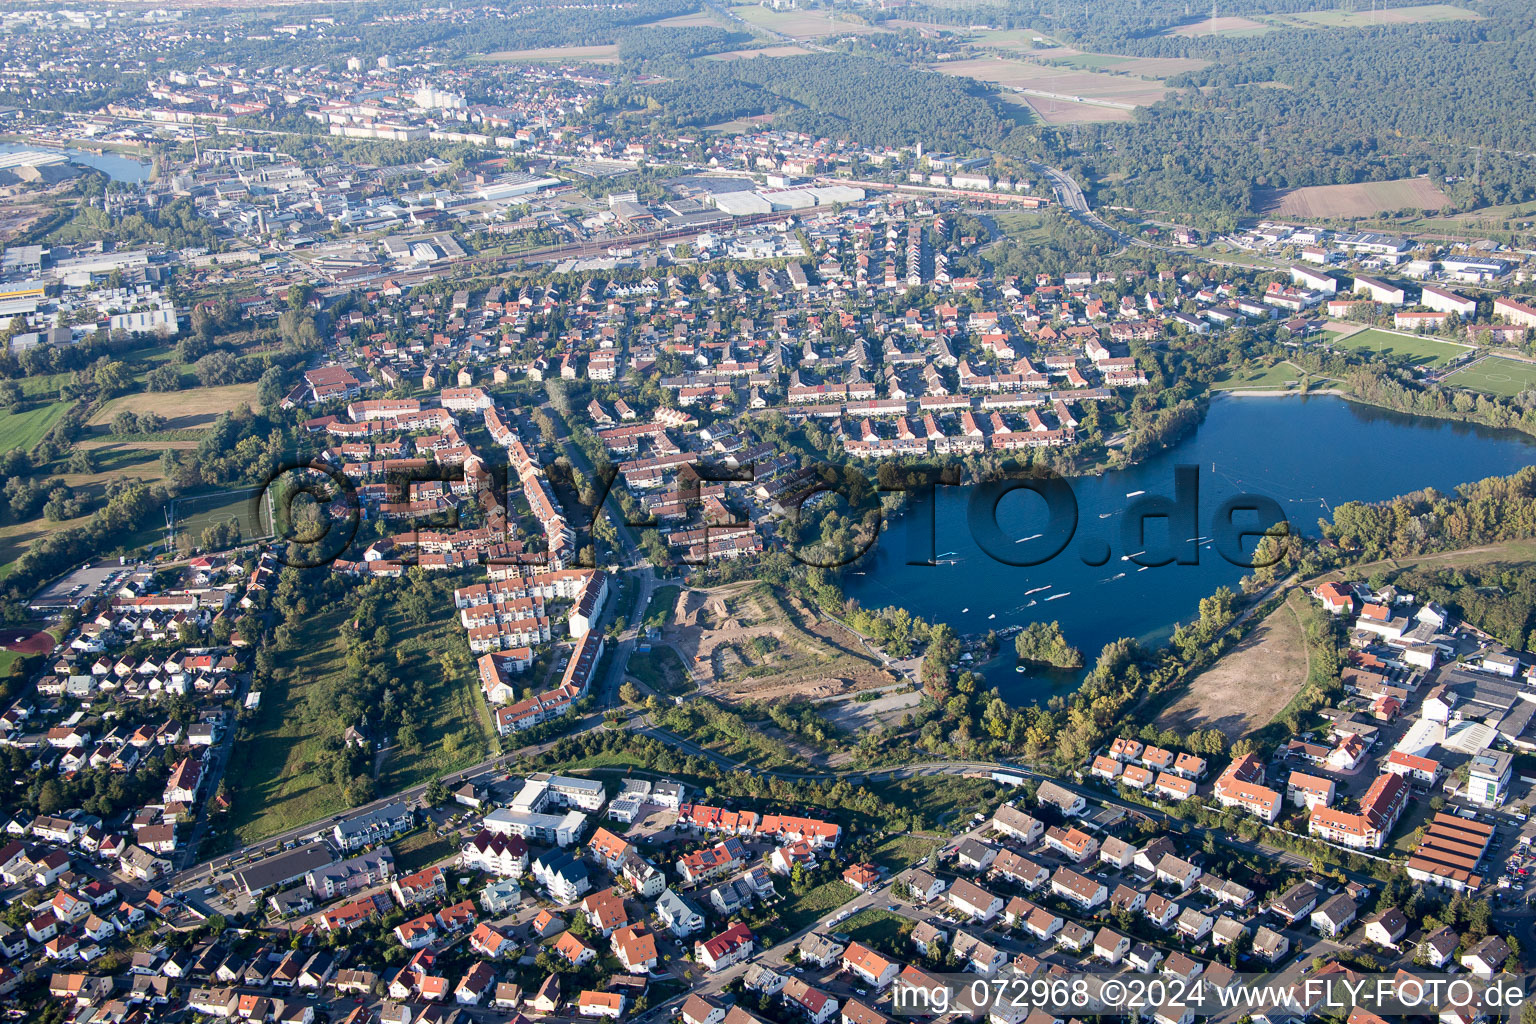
[169, 487, 271, 553]
[1443, 355, 1536, 397]
[1333, 327, 1470, 367]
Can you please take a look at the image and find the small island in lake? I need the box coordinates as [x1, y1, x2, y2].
[1014, 620, 1085, 670]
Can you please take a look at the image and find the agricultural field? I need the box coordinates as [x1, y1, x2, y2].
[1332, 327, 1471, 367]
[482, 44, 621, 62]
[88, 381, 259, 432]
[0, 400, 70, 451]
[1443, 355, 1536, 397]
[932, 58, 1171, 108]
[1035, 54, 1208, 77]
[1155, 591, 1310, 741]
[1015, 94, 1134, 124]
[1259, 177, 1451, 219]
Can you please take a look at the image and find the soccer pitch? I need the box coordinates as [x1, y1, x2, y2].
[1443, 355, 1536, 397]
[1333, 327, 1471, 368]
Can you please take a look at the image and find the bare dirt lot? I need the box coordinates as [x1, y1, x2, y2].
[1260, 177, 1452, 218]
[1154, 591, 1310, 741]
[659, 581, 900, 703]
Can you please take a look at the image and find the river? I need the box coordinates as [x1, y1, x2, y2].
[841, 394, 1536, 703]
[0, 141, 151, 183]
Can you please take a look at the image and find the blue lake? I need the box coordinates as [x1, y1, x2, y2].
[841, 394, 1536, 703]
[0, 141, 151, 183]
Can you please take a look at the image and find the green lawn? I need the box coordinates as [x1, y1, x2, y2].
[1210, 361, 1307, 392]
[18, 372, 72, 400]
[1332, 327, 1470, 367]
[991, 211, 1052, 245]
[0, 401, 70, 451]
[1443, 355, 1536, 397]
[840, 908, 912, 953]
[641, 584, 680, 631]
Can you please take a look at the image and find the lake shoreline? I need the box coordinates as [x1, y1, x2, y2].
[843, 393, 1536, 704]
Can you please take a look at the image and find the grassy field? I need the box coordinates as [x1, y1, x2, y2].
[642, 584, 681, 631]
[1155, 590, 1310, 742]
[627, 647, 695, 696]
[1210, 361, 1309, 392]
[839, 908, 911, 952]
[228, 589, 497, 843]
[705, 45, 816, 60]
[482, 44, 620, 62]
[1288, 3, 1480, 27]
[1166, 15, 1274, 37]
[870, 832, 939, 870]
[89, 382, 259, 432]
[866, 774, 1007, 832]
[393, 828, 457, 873]
[226, 603, 357, 842]
[18, 371, 72, 400]
[1035, 54, 1207, 77]
[730, 4, 882, 38]
[1332, 327, 1470, 367]
[990, 210, 1055, 245]
[0, 401, 70, 451]
[1443, 355, 1536, 397]
[1304, 538, 1536, 587]
[933, 57, 1170, 107]
[770, 879, 857, 941]
[1260, 177, 1450, 219]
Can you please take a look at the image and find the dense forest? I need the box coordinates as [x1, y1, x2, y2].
[632, 52, 1012, 150]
